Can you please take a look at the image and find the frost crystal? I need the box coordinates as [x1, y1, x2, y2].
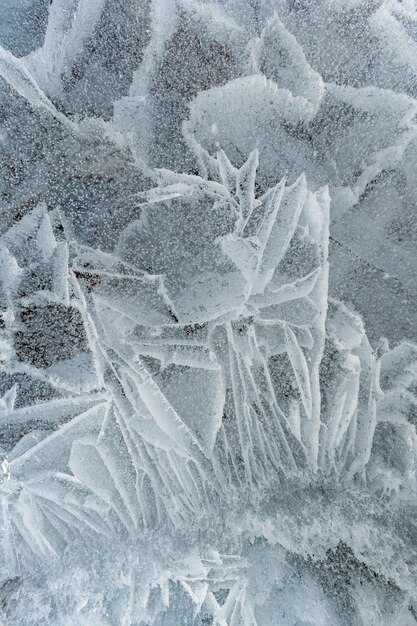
[1, 1, 417, 624]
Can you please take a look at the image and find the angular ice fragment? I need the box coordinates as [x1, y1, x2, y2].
[0, 385, 17, 412]
[251, 14, 324, 108]
[285, 324, 312, 420]
[152, 364, 224, 456]
[0, 46, 74, 129]
[185, 74, 318, 183]
[10, 401, 107, 480]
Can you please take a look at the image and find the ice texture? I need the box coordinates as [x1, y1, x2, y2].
[1, 1, 417, 624]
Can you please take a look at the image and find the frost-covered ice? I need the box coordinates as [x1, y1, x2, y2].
[1, 1, 417, 624]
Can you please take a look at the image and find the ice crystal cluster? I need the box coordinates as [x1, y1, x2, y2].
[1, 1, 417, 624]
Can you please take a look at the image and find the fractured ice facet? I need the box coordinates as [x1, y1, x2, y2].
[1, 1, 417, 625]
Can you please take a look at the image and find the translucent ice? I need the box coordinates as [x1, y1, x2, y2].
[1, 1, 417, 625]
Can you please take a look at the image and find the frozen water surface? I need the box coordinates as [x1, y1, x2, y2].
[1, 1, 417, 624]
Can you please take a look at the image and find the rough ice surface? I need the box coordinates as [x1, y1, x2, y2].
[1, 1, 417, 624]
